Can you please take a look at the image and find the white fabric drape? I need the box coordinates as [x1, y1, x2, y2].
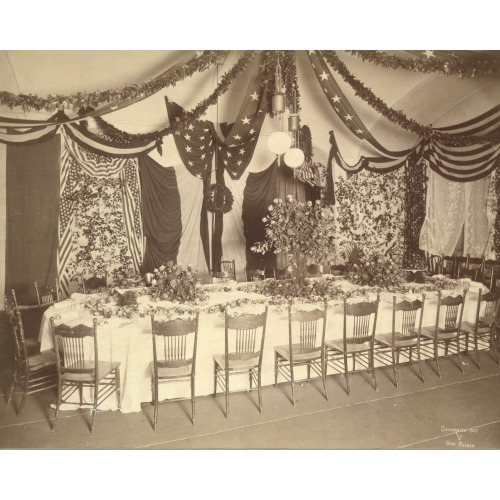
[420, 168, 491, 257]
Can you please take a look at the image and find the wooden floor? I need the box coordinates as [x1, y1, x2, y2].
[1, 347, 500, 450]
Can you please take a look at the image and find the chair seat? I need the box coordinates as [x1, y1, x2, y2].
[421, 326, 458, 340]
[460, 321, 493, 335]
[61, 360, 120, 382]
[213, 353, 259, 370]
[274, 344, 322, 362]
[27, 348, 56, 370]
[375, 332, 418, 348]
[152, 362, 193, 379]
[25, 338, 40, 355]
[325, 339, 371, 353]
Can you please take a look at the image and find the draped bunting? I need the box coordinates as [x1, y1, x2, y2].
[139, 155, 182, 273]
[58, 135, 142, 296]
[242, 162, 278, 276]
[5, 136, 60, 305]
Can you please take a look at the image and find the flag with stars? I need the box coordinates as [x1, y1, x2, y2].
[307, 51, 413, 170]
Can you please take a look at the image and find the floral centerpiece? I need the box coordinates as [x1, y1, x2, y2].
[345, 245, 406, 291]
[251, 195, 336, 283]
[149, 261, 207, 303]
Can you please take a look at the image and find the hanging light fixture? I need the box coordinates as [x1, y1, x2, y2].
[284, 84, 304, 170]
[268, 51, 291, 164]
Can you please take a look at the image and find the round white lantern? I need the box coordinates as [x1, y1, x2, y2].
[284, 147, 305, 168]
[267, 131, 292, 155]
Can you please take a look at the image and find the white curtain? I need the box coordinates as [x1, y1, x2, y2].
[420, 168, 491, 257]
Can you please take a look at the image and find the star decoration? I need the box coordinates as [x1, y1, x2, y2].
[184, 134, 191, 140]
[424, 50, 435, 59]
[201, 153, 206, 159]
[188, 124, 194, 131]
[241, 117, 250, 125]
[185, 146, 192, 152]
[250, 91, 259, 101]
[345, 114, 353, 121]
[332, 95, 341, 103]
[237, 160, 242, 166]
[233, 134, 241, 140]
[189, 161, 193, 166]
[239, 148, 245, 155]
[196, 173, 201, 178]
[223, 160, 228, 165]
[227, 152, 232, 158]
[356, 129, 364, 135]
[249, 129, 255, 134]
[319, 71, 329, 81]
[200, 145, 205, 150]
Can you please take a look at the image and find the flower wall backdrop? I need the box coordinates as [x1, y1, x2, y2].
[65, 166, 134, 285]
[335, 168, 405, 261]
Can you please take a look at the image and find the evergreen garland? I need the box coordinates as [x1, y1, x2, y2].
[495, 162, 500, 260]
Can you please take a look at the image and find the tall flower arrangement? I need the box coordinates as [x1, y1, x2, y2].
[251, 195, 336, 281]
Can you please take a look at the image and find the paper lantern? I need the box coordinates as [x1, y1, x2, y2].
[267, 131, 292, 155]
[288, 114, 300, 132]
[284, 148, 305, 168]
[272, 93, 286, 114]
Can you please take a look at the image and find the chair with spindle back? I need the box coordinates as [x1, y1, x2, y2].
[151, 311, 199, 430]
[81, 274, 107, 294]
[420, 290, 467, 377]
[482, 260, 499, 292]
[460, 289, 500, 369]
[374, 295, 426, 388]
[49, 317, 121, 433]
[456, 255, 483, 281]
[211, 260, 236, 283]
[274, 301, 328, 406]
[427, 253, 442, 276]
[34, 278, 61, 309]
[214, 306, 268, 417]
[4, 292, 57, 416]
[441, 255, 456, 277]
[325, 295, 380, 396]
[9, 289, 40, 355]
[245, 268, 265, 282]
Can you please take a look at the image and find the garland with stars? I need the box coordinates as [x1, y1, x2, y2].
[321, 51, 498, 147]
[90, 51, 258, 146]
[0, 51, 229, 114]
[343, 50, 500, 79]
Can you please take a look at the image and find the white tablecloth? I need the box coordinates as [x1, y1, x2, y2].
[39, 282, 483, 413]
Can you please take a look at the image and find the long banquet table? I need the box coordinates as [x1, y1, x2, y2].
[38, 278, 485, 413]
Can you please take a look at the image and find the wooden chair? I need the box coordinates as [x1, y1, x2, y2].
[456, 255, 483, 281]
[420, 290, 467, 377]
[274, 301, 328, 406]
[325, 295, 380, 396]
[374, 295, 426, 388]
[81, 275, 107, 294]
[4, 292, 57, 416]
[210, 260, 236, 283]
[34, 278, 61, 309]
[482, 260, 499, 291]
[460, 289, 500, 369]
[151, 311, 199, 430]
[214, 306, 268, 417]
[245, 268, 265, 282]
[49, 317, 121, 434]
[441, 255, 456, 277]
[9, 289, 40, 355]
[427, 253, 442, 276]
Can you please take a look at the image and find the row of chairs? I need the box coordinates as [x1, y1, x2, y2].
[6, 288, 499, 433]
[427, 253, 499, 291]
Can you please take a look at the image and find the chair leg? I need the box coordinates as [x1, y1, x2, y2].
[225, 370, 230, 419]
[445, 340, 449, 357]
[392, 347, 398, 388]
[249, 370, 253, 390]
[290, 362, 296, 406]
[191, 374, 195, 425]
[435, 341, 442, 378]
[257, 368, 263, 414]
[352, 353, 356, 371]
[7, 364, 17, 407]
[307, 363, 311, 380]
[491, 331, 499, 365]
[79, 384, 83, 405]
[91, 384, 97, 434]
[274, 351, 279, 387]
[153, 379, 158, 431]
[343, 352, 350, 396]
[474, 335, 481, 369]
[456, 336, 464, 374]
[409, 346, 413, 363]
[417, 345, 425, 383]
[18, 371, 29, 417]
[52, 379, 62, 432]
[213, 362, 217, 397]
[371, 350, 378, 392]
[115, 367, 121, 410]
[321, 357, 328, 401]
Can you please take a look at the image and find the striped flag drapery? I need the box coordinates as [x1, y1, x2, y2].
[57, 131, 142, 297]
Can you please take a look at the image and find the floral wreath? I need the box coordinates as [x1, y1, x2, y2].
[205, 183, 234, 214]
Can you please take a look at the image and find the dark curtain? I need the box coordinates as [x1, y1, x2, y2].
[242, 161, 278, 278]
[139, 155, 182, 273]
[211, 155, 225, 273]
[6, 136, 60, 305]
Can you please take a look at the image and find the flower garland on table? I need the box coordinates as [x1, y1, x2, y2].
[321, 51, 498, 147]
[402, 156, 427, 269]
[90, 51, 258, 146]
[0, 51, 229, 113]
[204, 183, 234, 214]
[343, 50, 500, 78]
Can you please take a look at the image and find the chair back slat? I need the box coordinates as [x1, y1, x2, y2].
[226, 307, 267, 363]
[391, 295, 425, 340]
[82, 275, 107, 294]
[300, 320, 318, 350]
[435, 291, 467, 333]
[476, 290, 500, 328]
[343, 296, 379, 344]
[288, 302, 327, 357]
[151, 312, 199, 370]
[4, 292, 29, 363]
